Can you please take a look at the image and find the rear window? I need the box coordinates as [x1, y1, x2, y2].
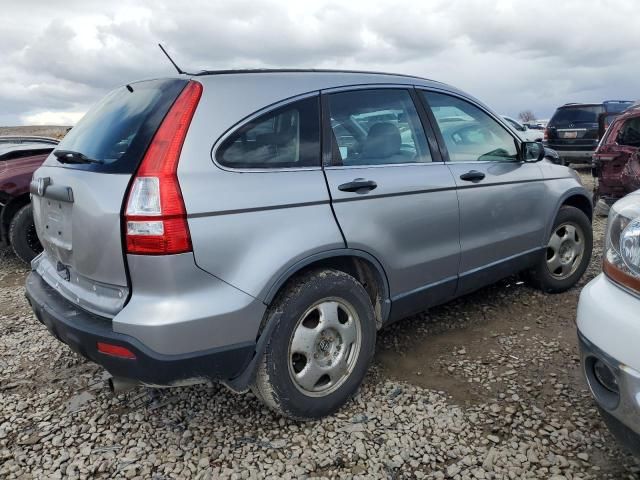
[51, 78, 187, 173]
[549, 106, 603, 126]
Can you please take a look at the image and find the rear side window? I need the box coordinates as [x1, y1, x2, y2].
[549, 106, 603, 126]
[327, 89, 431, 166]
[217, 96, 320, 169]
[52, 78, 188, 173]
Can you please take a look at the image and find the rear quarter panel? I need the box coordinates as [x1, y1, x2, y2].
[182, 167, 344, 300]
[179, 78, 346, 300]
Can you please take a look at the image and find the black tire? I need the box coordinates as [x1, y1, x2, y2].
[528, 206, 592, 293]
[251, 269, 376, 420]
[9, 204, 42, 264]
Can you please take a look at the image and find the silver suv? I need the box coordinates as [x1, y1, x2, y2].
[26, 70, 593, 419]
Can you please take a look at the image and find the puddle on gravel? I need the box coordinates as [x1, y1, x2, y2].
[376, 323, 505, 406]
[374, 278, 584, 407]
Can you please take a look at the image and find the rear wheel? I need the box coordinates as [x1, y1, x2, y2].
[252, 269, 376, 419]
[528, 206, 592, 292]
[9, 204, 42, 264]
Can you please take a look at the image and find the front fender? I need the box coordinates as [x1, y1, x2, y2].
[544, 186, 593, 240]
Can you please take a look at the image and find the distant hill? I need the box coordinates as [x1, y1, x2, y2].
[0, 126, 71, 140]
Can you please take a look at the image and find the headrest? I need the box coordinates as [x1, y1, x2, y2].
[362, 122, 401, 159]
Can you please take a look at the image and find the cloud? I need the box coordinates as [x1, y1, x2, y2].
[1, 0, 639, 125]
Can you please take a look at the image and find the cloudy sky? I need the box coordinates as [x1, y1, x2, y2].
[1, 0, 639, 125]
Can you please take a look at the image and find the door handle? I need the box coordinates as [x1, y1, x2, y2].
[459, 170, 485, 182]
[338, 178, 378, 193]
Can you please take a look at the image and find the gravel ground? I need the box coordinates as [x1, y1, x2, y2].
[1, 170, 639, 479]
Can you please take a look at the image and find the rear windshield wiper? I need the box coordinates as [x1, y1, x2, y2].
[53, 150, 104, 165]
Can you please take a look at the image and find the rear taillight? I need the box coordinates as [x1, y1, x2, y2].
[124, 81, 202, 255]
[543, 128, 549, 141]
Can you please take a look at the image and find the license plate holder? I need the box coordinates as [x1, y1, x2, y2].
[39, 198, 73, 250]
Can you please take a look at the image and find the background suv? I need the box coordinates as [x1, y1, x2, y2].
[26, 70, 593, 419]
[544, 101, 633, 166]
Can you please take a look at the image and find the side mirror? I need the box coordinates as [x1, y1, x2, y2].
[522, 141, 545, 162]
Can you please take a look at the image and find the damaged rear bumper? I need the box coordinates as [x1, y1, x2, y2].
[25, 270, 255, 386]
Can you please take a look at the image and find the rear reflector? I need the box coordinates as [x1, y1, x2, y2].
[124, 80, 202, 255]
[97, 342, 137, 359]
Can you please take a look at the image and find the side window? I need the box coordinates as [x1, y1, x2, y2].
[422, 91, 519, 162]
[618, 118, 640, 147]
[327, 89, 431, 166]
[217, 96, 320, 169]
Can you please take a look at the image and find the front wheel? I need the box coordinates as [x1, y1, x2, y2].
[251, 269, 376, 419]
[528, 205, 593, 292]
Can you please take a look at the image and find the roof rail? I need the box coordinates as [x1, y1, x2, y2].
[193, 68, 440, 83]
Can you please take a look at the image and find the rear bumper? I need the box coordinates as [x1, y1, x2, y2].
[556, 150, 594, 162]
[25, 270, 255, 385]
[543, 143, 595, 161]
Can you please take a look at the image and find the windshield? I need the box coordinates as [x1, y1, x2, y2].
[53, 78, 187, 173]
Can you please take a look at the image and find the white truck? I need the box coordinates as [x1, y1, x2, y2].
[577, 191, 640, 456]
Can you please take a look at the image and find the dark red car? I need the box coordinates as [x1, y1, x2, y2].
[0, 136, 59, 263]
[593, 105, 640, 209]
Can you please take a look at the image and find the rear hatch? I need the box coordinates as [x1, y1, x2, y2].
[30, 78, 188, 317]
[545, 105, 603, 150]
